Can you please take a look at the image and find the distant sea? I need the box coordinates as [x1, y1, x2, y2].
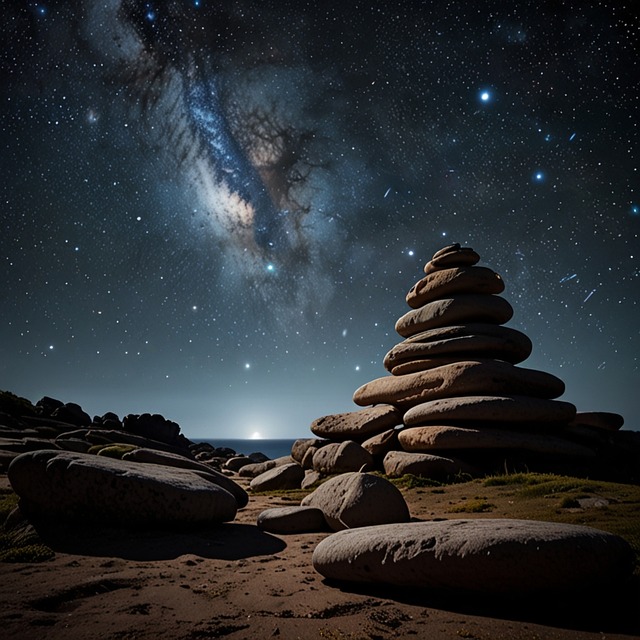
[196, 438, 297, 460]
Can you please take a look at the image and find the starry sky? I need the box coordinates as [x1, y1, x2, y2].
[1, 1, 638, 439]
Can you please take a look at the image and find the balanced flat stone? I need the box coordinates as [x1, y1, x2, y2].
[310, 405, 401, 441]
[301, 472, 410, 531]
[257, 506, 328, 534]
[312, 441, 374, 474]
[570, 411, 625, 431]
[398, 425, 596, 458]
[382, 450, 471, 478]
[8, 450, 237, 525]
[424, 246, 480, 274]
[388, 357, 465, 376]
[407, 266, 505, 308]
[384, 324, 533, 371]
[395, 295, 513, 338]
[353, 360, 566, 410]
[312, 519, 634, 594]
[404, 395, 577, 426]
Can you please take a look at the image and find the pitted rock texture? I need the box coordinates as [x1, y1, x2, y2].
[301, 472, 410, 531]
[404, 394, 577, 426]
[395, 295, 513, 338]
[8, 450, 237, 525]
[407, 266, 505, 308]
[354, 360, 565, 410]
[310, 405, 401, 441]
[312, 519, 634, 594]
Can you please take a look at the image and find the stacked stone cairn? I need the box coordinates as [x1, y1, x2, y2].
[303, 243, 637, 481]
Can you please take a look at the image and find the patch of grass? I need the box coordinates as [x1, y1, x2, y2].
[448, 500, 496, 514]
[0, 490, 19, 522]
[0, 541, 54, 563]
[558, 496, 581, 509]
[389, 474, 442, 490]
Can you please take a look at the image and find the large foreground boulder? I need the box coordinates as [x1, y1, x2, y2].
[122, 447, 248, 508]
[301, 472, 410, 531]
[8, 450, 237, 526]
[312, 519, 634, 595]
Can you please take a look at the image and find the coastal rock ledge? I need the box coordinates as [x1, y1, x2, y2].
[312, 519, 634, 595]
[8, 450, 238, 526]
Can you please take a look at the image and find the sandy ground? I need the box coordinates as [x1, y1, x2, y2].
[1, 474, 639, 640]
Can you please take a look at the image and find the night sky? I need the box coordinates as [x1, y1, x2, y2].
[1, 1, 638, 439]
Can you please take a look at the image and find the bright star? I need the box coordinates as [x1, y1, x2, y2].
[245, 363, 251, 369]
[533, 171, 545, 182]
[480, 91, 490, 102]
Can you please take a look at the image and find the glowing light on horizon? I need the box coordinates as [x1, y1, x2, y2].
[250, 431, 262, 439]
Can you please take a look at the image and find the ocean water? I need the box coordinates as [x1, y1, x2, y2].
[196, 438, 297, 460]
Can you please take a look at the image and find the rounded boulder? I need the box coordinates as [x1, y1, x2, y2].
[312, 519, 635, 595]
[301, 472, 410, 531]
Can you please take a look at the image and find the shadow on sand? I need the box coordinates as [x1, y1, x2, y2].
[36, 520, 287, 561]
[321, 574, 640, 637]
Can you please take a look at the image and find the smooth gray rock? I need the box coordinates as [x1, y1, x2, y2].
[257, 506, 328, 534]
[238, 456, 292, 478]
[312, 519, 634, 594]
[403, 395, 577, 426]
[310, 405, 401, 442]
[249, 462, 304, 492]
[291, 438, 328, 464]
[395, 294, 513, 338]
[301, 472, 410, 531]
[8, 450, 237, 526]
[312, 441, 374, 474]
[383, 450, 472, 479]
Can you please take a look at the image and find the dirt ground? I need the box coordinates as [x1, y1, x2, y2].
[1, 474, 639, 640]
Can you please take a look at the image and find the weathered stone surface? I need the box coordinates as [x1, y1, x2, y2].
[8, 450, 237, 525]
[257, 506, 328, 534]
[310, 405, 401, 441]
[403, 395, 577, 426]
[249, 462, 304, 492]
[238, 456, 293, 478]
[570, 411, 624, 431]
[398, 426, 596, 458]
[383, 450, 471, 478]
[407, 267, 505, 309]
[361, 428, 399, 457]
[301, 469, 323, 490]
[389, 357, 464, 376]
[84, 429, 188, 455]
[301, 472, 410, 531]
[425, 246, 480, 274]
[395, 295, 513, 338]
[301, 447, 317, 469]
[312, 519, 634, 594]
[291, 438, 328, 464]
[354, 360, 565, 410]
[122, 447, 249, 508]
[384, 324, 532, 371]
[312, 441, 374, 474]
